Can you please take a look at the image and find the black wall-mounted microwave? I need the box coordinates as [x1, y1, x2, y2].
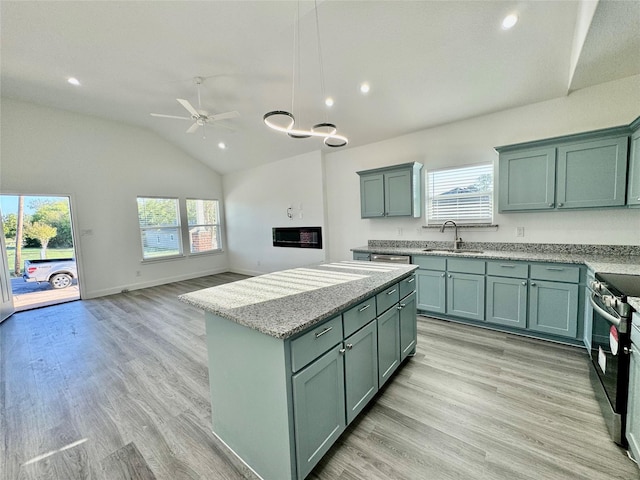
[272, 227, 323, 249]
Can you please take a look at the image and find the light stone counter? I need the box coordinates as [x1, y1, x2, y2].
[179, 261, 418, 339]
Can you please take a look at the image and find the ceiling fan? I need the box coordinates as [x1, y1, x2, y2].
[151, 76, 239, 137]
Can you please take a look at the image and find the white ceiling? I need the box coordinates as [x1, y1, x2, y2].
[2, 1, 639, 175]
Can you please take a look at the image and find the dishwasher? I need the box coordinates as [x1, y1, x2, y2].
[370, 254, 411, 264]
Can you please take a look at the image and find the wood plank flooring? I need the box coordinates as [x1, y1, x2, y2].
[1, 272, 638, 480]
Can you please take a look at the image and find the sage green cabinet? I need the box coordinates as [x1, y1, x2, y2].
[292, 344, 346, 479]
[498, 147, 556, 211]
[528, 280, 579, 338]
[399, 291, 417, 361]
[486, 276, 528, 329]
[357, 162, 423, 218]
[352, 252, 371, 261]
[446, 272, 485, 322]
[416, 269, 446, 314]
[556, 136, 628, 208]
[628, 122, 640, 207]
[377, 305, 401, 387]
[626, 317, 640, 464]
[344, 320, 378, 424]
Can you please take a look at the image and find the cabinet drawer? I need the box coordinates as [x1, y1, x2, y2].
[343, 297, 376, 338]
[530, 264, 579, 283]
[291, 316, 343, 372]
[376, 283, 400, 315]
[486, 261, 528, 279]
[413, 256, 446, 270]
[399, 274, 416, 299]
[447, 258, 485, 275]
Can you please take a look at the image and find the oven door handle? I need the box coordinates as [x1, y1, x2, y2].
[590, 293, 624, 331]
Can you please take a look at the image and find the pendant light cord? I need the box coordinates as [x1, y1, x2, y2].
[314, 0, 328, 123]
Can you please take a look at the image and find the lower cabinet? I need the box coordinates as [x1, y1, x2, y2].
[486, 276, 528, 329]
[446, 272, 485, 321]
[627, 317, 640, 464]
[528, 280, 579, 338]
[399, 291, 417, 360]
[377, 305, 401, 387]
[344, 320, 378, 424]
[292, 345, 346, 479]
[416, 269, 446, 313]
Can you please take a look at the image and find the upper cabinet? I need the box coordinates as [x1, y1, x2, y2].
[496, 118, 639, 213]
[628, 117, 640, 207]
[357, 162, 423, 218]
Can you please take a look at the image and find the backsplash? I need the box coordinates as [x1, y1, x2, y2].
[367, 240, 640, 256]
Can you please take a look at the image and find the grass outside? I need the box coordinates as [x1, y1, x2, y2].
[5, 247, 75, 276]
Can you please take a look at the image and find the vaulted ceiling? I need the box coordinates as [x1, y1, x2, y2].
[2, 1, 639, 174]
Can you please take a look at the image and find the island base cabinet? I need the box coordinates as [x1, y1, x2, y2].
[345, 321, 379, 424]
[486, 276, 527, 329]
[292, 345, 346, 480]
[528, 280, 578, 338]
[399, 291, 417, 360]
[377, 306, 401, 387]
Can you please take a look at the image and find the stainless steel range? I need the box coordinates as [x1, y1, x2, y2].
[588, 272, 640, 446]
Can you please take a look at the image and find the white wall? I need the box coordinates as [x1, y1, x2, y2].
[324, 75, 640, 262]
[1, 98, 229, 298]
[223, 151, 327, 275]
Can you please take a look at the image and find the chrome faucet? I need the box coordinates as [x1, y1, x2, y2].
[440, 220, 462, 250]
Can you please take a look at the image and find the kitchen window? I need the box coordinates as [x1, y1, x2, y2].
[187, 198, 222, 254]
[426, 163, 493, 224]
[137, 197, 182, 260]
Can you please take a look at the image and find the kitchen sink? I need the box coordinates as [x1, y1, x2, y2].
[422, 249, 484, 254]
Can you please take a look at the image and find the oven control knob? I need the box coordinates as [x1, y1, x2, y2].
[624, 346, 633, 355]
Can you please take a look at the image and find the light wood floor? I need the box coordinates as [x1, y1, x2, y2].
[1, 273, 638, 480]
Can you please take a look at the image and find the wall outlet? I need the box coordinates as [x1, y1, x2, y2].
[397, 227, 403, 236]
[516, 227, 525, 237]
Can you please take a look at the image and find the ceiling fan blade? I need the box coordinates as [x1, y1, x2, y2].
[150, 113, 192, 120]
[211, 111, 240, 121]
[177, 98, 200, 117]
[186, 122, 200, 134]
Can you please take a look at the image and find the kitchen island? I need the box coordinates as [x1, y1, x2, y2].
[179, 261, 418, 480]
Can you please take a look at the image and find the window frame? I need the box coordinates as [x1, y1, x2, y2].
[425, 162, 494, 225]
[186, 198, 223, 255]
[136, 196, 184, 262]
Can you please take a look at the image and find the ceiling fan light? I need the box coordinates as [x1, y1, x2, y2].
[324, 97, 334, 107]
[359, 82, 370, 94]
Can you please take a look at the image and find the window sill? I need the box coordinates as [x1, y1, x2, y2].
[422, 224, 499, 230]
[141, 254, 185, 264]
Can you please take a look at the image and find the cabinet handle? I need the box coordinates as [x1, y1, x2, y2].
[441, 273, 445, 277]
[358, 304, 371, 312]
[315, 326, 333, 338]
[531, 282, 537, 287]
[500, 264, 516, 268]
[346, 343, 354, 350]
[548, 203, 554, 207]
[386, 289, 397, 295]
[407, 278, 415, 283]
[339, 348, 346, 354]
[397, 305, 403, 310]
[545, 267, 565, 271]
[400, 303, 406, 308]
[448, 274, 452, 278]
[521, 281, 527, 286]
[558, 203, 564, 207]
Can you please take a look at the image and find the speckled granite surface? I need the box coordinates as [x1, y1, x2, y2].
[179, 261, 418, 339]
[353, 241, 640, 312]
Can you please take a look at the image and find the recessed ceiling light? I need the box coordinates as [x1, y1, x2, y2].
[324, 97, 334, 107]
[67, 77, 81, 86]
[218, 142, 227, 150]
[359, 82, 370, 94]
[501, 14, 518, 30]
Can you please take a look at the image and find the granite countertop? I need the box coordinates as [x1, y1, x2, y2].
[352, 244, 640, 311]
[179, 261, 418, 339]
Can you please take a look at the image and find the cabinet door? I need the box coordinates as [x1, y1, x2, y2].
[498, 147, 556, 211]
[628, 128, 640, 207]
[399, 291, 417, 361]
[627, 322, 640, 462]
[557, 136, 628, 208]
[384, 169, 412, 216]
[416, 269, 446, 314]
[344, 321, 378, 424]
[486, 276, 527, 329]
[292, 344, 346, 479]
[360, 173, 385, 218]
[528, 280, 578, 338]
[446, 272, 485, 321]
[377, 305, 400, 387]
[353, 252, 371, 261]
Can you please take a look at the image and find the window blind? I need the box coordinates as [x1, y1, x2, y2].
[426, 163, 493, 223]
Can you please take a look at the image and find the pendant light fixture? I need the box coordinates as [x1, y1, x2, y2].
[263, 1, 348, 148]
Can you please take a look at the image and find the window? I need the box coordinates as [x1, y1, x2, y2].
[426, 163, 493, 224]
[137, 197, 182, 260]
[187, 199, 222, 254]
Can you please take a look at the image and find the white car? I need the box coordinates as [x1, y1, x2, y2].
[23, 258, 77, 289]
